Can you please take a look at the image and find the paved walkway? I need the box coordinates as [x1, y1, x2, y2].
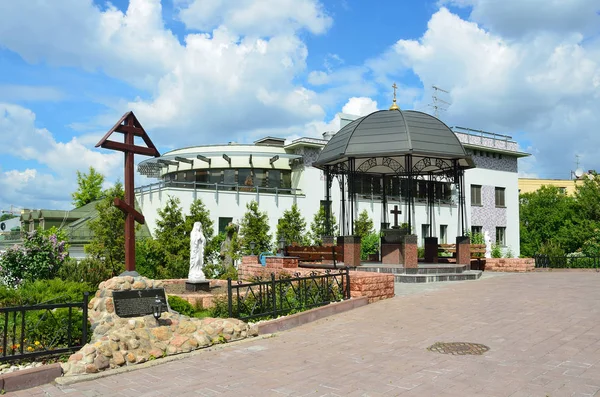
[15, 272, 600, 397]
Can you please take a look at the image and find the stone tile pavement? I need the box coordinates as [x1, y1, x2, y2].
[13, 272, 600, 396]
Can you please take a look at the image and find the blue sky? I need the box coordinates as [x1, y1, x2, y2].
[0, 0, 599, 210]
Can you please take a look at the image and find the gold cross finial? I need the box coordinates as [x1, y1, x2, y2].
[389, 82, 400, 111]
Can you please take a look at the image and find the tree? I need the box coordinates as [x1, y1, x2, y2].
[354, 210, 374, 238]
[309, 205, 338, 245]
[519, 185, 583, 257]
[0, 214, 16, 222]
[240, 201, 271, 255]
[154, 196, 188, 278]
[85, 182, 125, 276]
[72, 167, 105, 208]
[276, 203, 308, 246]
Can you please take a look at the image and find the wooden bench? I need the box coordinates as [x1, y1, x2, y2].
[438, 243, 486, 258]
[285, 245, 344, 263]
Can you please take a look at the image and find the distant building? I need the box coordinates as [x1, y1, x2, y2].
[518, 175, 594, 196]
[1, 201, 151, 259]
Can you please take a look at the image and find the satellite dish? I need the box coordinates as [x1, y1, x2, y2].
[575, 168, 584, 178]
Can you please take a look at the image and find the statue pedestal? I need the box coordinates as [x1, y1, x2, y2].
[186, 280, 210, 292]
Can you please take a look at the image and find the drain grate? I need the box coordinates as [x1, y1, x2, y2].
[427, 342, 490, 355]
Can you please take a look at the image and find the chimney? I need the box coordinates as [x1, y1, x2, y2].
[322, 131, 335, 141]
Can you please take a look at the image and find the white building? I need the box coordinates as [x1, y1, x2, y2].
[136, 112, 528, 256]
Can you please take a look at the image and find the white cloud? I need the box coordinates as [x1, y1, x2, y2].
[372, 7, 600, 178]
[342, 97, 378, 116]
[445, 0, 600, 38]
[0, 0, 332, 148]
[0, 104, 122, 210]
[175, 0, 332, 36]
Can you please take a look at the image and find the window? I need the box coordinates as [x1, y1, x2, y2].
[209, 170, 221, 184]
[281, 171, 292, 189]
[471, 226, 482, 235]
[496, 227, 506, 246]
[495, 187, 506, 207]
[440, 225, 448, 244]
[223, 169, 235, 185]
[471, 185, 482, 206]
[267, 170, 281, 189]
[421, 224, 430, 246]
[218, 217, 233, 234]
[195, 170, 209, 184]
[253, 169, 266, 188]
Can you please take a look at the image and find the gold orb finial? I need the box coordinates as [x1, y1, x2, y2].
[389, 82, 400, 110]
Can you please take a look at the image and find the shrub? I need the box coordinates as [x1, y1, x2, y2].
[167, 295, 195, 317]
[417, 247, 425, 259]
[491, 244, 502, 258]
[0, 230, 68, 287]
[360, 232, 380, 260]
[58, 257, 113, 288]
[0, 279, 94, 306]
[204, 263, 238, 280]
[538, 240, 566, 257]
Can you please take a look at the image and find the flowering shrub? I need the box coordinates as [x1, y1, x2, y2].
[0, 230, 68, 287]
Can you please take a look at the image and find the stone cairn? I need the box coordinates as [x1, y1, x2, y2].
[62, 275, 257, 376]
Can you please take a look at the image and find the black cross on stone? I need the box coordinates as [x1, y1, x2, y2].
[390, 205, 402, 227]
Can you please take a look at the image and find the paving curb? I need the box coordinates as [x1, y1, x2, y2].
[257, 297, 369, 335]
[38, 297, 369, 388]
[0, 362, 62, 393]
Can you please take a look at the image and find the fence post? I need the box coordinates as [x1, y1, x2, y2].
[19, 309, 25, 355]
[271, 273, 277, 317]
[82, 292, 89, 345]
[227, 278, 233, 318]
[345, 267, 351, 300]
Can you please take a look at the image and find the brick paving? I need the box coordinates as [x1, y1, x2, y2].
[13, 272, 600, 397]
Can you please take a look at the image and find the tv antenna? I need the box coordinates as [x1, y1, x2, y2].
[571, 154, 583, 179]
[429, 85, 451, 118]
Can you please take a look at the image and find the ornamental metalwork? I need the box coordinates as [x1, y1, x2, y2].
[382, 157, 405, 174]
[226, 269, 350, 321]
[356, 158, 377, 173]
[427, 342, 490, 356]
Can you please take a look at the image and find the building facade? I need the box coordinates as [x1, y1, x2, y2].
[136, 116, 529, 256]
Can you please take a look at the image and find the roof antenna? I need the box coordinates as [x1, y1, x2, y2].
[429, 85, 450, 118]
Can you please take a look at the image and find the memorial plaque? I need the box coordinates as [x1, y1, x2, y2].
[112, 288, 167, 318]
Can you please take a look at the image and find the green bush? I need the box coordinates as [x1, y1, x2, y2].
[538, 240, 566, 257]
[0, 279, 94, 306]
[167, 295, 195, 317]
[491, 244, 502, 258]
[58, 257, 113, 288]
[360, 232, 380, 260]
[0, 230, 68, 286]
[203, 263, 238, 280]
[25, 308, 90, 348]
[417, 247, 425, 259]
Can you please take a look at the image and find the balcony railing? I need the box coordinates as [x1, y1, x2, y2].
[135, 180, 303, 206]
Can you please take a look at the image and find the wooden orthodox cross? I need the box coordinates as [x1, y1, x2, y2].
[96, 112, 160, 273]
[390, 205, 402, 228]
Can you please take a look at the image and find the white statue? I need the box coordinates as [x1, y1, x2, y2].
[188, 222, 206, 282]
[484, 230, 492, 259]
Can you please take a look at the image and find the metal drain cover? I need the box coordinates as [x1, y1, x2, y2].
[427, 342, 490, 355]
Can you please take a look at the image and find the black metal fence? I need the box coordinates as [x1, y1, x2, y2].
[0, 293, 89, 363]
[227, 268, 351, 321]
[534, 255, 600, 269]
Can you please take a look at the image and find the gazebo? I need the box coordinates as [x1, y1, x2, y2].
[312, 95, 475, 267]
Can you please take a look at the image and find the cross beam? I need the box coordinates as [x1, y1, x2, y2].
[96, 111, 159, 273]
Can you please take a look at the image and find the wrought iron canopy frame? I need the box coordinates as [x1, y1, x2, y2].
[321, 153, 470, 238]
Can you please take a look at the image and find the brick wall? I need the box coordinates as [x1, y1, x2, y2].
[484, 258, 535, 272]
[349, 271, 395, 303]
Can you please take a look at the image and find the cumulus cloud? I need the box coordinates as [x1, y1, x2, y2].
[374, 7, 600, 178]
[0, 104, 122, 209]
[342, 97, 378, 116]
[444, 0, 600, 38]
[0, 0, 333, 148]
[175, 0, 332, 36]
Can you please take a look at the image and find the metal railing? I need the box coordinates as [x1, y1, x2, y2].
[534, 255, 600, 269]
[227, 269, 351, 321]
[0, 293, 89, 363]
[135, 180, 301, 196]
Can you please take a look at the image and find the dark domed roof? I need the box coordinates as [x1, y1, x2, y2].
[314, 109, 473, 171]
